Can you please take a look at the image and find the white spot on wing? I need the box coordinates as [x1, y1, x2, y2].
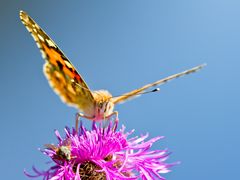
[38, 34, 44, 41]
[65, 61, 72, 68]
[40, 49, 47, 59]
[46, 39, 56, 47]
[36, 42, 41, 48]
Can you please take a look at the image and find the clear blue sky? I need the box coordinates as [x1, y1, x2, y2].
[0, 0, 239, 179]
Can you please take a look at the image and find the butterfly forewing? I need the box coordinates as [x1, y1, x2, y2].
[20, 11, 95, 113]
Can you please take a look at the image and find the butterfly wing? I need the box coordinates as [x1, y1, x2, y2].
[112, 64, 205, 104]
[20, 11, 95, 114]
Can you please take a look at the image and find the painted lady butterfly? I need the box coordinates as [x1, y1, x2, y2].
[20, 11, 205, 122]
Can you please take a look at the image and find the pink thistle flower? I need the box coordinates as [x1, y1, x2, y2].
[25, 121, 178, 180]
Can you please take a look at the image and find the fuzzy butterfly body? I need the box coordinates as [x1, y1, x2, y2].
[20, 11, 205, 121]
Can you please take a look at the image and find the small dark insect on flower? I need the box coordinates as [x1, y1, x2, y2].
[45, 144, 71, 162]
[25, 121, 179, 180]
[56, 146, 71, 161]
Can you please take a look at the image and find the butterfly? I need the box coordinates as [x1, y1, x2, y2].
[20, 11, 205, 122]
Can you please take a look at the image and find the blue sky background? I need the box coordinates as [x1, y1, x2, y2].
[0, 0, 239, 179]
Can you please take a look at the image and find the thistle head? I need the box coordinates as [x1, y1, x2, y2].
[25, 120, 178, 179]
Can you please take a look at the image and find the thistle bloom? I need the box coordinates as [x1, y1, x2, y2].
[25, 121, 178, 180]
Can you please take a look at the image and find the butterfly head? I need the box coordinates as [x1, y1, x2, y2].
[92, 90, 114, 119]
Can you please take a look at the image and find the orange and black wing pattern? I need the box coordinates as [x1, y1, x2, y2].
[20, 11, 95, 113]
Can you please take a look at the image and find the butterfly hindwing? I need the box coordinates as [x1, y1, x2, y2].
[20, 11, 95, 112]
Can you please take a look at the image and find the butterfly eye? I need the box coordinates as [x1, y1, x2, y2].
[99, 102, 103, 109]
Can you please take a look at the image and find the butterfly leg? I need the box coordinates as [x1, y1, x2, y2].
[75, 113, 81, 134]
[106, 111, 119, 131]
[75, 113, 94, 133]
